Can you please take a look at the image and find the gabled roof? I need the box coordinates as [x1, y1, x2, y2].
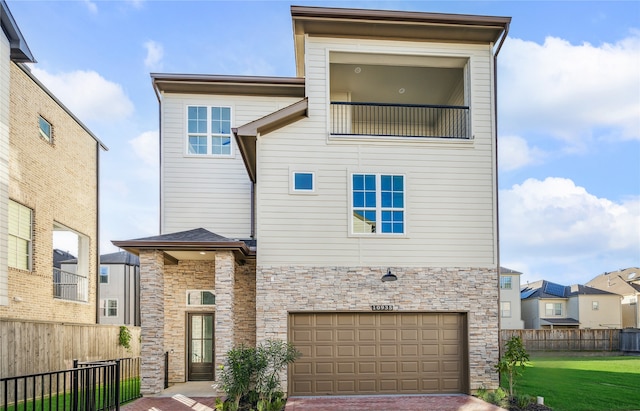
[541, 318, 580, 326]
[521, 279, 621, 300]
[291, 5, 511, 76]
[500, 267, 522, 275]
[1, 0, 35, 63]
[586, 268, 640, 296]
[53, 249, 76, 268]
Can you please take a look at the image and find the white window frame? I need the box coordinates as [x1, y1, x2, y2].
[8, 200, 32, 271]
[185, 105, 233, 157]
[500, 276, 512, 289]
[99, 265, 110, 284]
[102, 298, 118, 317]
[38, 115, 52, 142]
[349, 172, 406, 236]
[290, 169, 317, 194]
[545, 302, 562, 317]
[501, 301, 512, 318]
[592, 301, 599, 310]
[186, 290, 216, 306]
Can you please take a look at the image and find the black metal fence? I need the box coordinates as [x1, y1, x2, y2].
[0, 357, 140, 411]
[330, 101, 470, 138]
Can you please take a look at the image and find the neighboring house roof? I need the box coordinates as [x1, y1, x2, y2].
[53, 249, 76, 269]
[101, 251, 139, 266]
[541, 318, 580, 326]
[521, 280, 621, 300]
[112, 228, 256, 261]
[500, 267, 522, 275]
[0, 0, 35, 63]
[586, 268, 640, 296]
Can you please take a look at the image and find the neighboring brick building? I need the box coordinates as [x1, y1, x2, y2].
[115, 5, 510, 397]
[0, 0, 107, 324]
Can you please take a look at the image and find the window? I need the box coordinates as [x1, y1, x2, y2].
[101, 299, 118, 317]
[187, 106, 232, 156]
[352, 174, 404, 234]
[592, 301, 599, 310]
[545, 302, 562, 317]
[501, 301, 511, 317]
[8, 200, 32, 270]
[100, 266, 109, 284]
[500, 276, 512, 289]
[187, 290, 216, 306]
[38, 115, 52, 142]
[291, 171, 315, 193]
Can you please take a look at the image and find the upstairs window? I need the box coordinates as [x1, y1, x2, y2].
[8, 200, 32, 270]
[290, 171, 316, 194]
[187, 106, 232, 156]
[500, 276, 512, 289]
[38, 115, 52, 142]
[101, 299, 118, 317]
[187, 290, 216, 306]
[545, 302, 562, 317]
[100, 266, 109, 284]
[351, 174, 404, 235]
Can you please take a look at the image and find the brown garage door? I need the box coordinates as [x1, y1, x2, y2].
[289, 312, 467, 396]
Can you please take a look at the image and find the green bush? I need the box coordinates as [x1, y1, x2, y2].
[216, 340, 301, 411]
[476, 386, 509, 408]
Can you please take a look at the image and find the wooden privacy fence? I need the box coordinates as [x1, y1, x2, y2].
[0, 319, 141, 379]
[501, 329, 620, 352]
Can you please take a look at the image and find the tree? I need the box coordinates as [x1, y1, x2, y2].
[496, 335, 530, 396]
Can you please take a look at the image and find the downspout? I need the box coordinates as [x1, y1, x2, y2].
[251, 182, 256, 239]
[494, 21, 510, 381]
[95, 141, 101, 324]
[152, 78, 163, 235]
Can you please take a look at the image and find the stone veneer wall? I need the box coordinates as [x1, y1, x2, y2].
[139, 250, 165, 395]
[256, 266, 500, 392]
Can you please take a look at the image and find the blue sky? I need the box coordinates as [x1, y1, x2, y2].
[8, 0, 639, 286]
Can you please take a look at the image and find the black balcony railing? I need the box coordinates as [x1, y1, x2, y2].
[53, 268, 88, 302]
[331, 101, 470, 139]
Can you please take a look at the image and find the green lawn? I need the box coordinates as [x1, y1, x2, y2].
[507, 355, 640, 411]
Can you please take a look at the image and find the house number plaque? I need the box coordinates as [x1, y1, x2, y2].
[371, 305, 393, 311]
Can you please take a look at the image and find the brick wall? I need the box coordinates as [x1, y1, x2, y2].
[0, 63, 99, 323]
[256, 266, 500, 391]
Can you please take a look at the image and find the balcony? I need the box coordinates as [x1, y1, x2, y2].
[53, 267, 88, 302]
[330, 102, 469, 138]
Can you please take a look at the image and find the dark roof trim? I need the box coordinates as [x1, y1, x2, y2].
[1, 0, 35, 63]
[17, 63, 108, 151]
[234, 98, 308, 182]
[152, 73, 305, 97]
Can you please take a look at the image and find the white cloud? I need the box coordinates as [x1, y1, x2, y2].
[500, 33, 640, 144]
[31, 68, 134, 124]
[82, 0, 98, 14]
[129, 130, 159, 167]
[498, 135, 545, 171]
[500, 177, 640, 284]
[144, 40, 164, 71]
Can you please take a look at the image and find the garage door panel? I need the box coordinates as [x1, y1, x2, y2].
[290, 313, 467, 396]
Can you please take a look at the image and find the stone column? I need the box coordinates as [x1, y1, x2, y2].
[214, 251, 235, 372]
[139, 250, 165, 395]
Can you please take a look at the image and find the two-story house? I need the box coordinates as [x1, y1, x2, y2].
[520, 280, 622, 329]
[500, 267, 524, 329]
[587, 268, 640, 328]
[0, 0, 106, 324]
[115, 5, 510, 396]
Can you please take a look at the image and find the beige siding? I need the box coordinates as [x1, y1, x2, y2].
[257, 37, 498, 267]
[160, 94, 301, 238]
[0, 33, 10, 306]
[573, 294, 622, 329]
[500, 274, 524, 329]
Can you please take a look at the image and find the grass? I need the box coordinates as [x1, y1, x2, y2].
[506, 355, 640, 411]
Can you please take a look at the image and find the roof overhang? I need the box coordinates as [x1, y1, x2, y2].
[112, 239, 255, 265]
[1, 0, 36, 63]
[291, 5, 511, 76]
[152, 73, 305, 97]
[234, 98, 308, 182]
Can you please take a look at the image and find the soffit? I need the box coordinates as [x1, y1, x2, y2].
[152, 74, 305, 97]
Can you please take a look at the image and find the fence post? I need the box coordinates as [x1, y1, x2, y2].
[115, 360, 121, 411]
[72, 359, 79, 411]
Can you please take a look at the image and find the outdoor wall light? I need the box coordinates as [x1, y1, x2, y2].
[381, 268, 397, 282]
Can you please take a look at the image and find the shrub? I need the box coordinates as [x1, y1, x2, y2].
[216, 340, 301, 411]
[476, 386, 509, 408]
[496, 336, 530, 396]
